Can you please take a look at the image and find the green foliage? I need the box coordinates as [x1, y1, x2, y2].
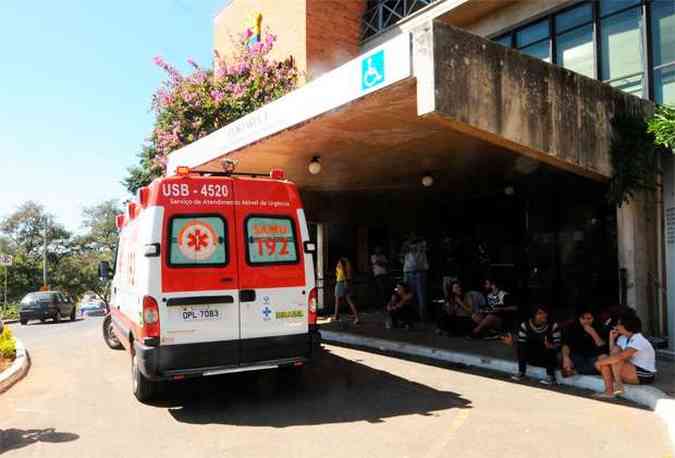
[0, 325, 16, 360]
[647, 104, 675, 150]
[607, 113, 661, 207]
[0, 304, 18, 320]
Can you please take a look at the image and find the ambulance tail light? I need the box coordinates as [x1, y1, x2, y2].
[127, 202, 138, 220]
[308, 287, 318, 325]
[142, 295, 160, 344]
[176, 166, 191, 176]
[270, 168, 285, 180]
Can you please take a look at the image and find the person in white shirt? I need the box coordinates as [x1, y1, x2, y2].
[371, 246, 389, 309]
[401, 233, 430, 321]
[594, 313, 656, 399]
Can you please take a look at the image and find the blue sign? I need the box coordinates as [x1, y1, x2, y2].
[262, 306, 272, 321]
[361, 50, 385, 91]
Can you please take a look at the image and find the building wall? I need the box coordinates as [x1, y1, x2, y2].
[462, 0, 572, 37]
[213, 0, 308, 76]
[306, 0, 366, 80]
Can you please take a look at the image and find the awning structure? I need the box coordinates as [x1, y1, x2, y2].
[168, 21, 653, 194]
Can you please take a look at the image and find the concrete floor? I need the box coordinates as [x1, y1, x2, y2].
[0, 317, 671, 458]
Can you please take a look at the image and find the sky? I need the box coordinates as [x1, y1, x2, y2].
[0, 0, 229, 232]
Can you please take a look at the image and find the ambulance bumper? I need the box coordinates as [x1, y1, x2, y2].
[134, 329, 321, 381]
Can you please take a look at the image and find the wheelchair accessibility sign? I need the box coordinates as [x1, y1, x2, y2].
[361, 50, 385, 91]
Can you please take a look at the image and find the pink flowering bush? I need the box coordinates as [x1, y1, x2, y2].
[125, 29, 298, 193]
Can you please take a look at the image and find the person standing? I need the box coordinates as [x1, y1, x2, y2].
[371, 246, 389, 309]
[334, 257, 360, 325]
[401, 233, 429, 322]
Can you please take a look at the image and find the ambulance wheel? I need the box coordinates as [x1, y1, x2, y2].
[132, 353, 157, 402]
[103, 315, 122, 350]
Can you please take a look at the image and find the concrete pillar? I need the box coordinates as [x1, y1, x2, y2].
[662, 154, 675, 349]
[317, 223, 327, 312]
[616, 188, 660, 335]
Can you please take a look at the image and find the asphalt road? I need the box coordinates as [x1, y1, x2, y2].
[1, 317, 671, 458]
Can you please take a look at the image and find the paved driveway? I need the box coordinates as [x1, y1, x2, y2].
[1, 317, 671, 458]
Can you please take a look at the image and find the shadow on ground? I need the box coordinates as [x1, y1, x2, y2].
[163, 348, 471, 427]
[0, 428, 79, 454]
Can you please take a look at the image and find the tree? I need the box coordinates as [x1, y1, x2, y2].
[124, 28, 299, 194]
[80, 199, 121, 253]
[647, 104, 675, 150]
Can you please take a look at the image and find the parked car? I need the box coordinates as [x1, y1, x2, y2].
[19, 291, 76, 325]
[79, 301, 106, 317]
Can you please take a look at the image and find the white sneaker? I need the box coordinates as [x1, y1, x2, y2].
[539, 375, 557, 386]
[511, 373, 525, 381]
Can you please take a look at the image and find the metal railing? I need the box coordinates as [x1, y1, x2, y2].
[361, 0, 440, 41]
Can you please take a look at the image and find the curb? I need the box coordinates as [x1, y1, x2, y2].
[0, 336, 30, 394]
[321, 330, 675, 449]
[1, 319, 19, 325]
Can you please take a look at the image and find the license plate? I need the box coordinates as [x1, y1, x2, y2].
[181, 306, 221, 321]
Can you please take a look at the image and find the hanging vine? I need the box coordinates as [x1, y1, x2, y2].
[607, 113, 661, 207]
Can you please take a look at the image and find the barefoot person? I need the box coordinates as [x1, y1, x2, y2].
[594, 314, 656, 399]
[334, 256, 360, 325]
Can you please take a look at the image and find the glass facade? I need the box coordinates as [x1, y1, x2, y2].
[494, 0, 675, 105]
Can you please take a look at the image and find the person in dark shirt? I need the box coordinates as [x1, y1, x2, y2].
[385, 282, 416, 330]
[561, 308, 606, 376]
[503, 304, 561, 385]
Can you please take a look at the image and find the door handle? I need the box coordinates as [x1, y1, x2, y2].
[221, 277, 233, 283]
[239, 290, 256, 302]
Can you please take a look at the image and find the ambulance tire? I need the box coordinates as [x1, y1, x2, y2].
[102, 315, 123, 350]
[132, 352, 157, 402]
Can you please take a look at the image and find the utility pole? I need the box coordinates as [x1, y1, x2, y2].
[43, 217, 48, 290]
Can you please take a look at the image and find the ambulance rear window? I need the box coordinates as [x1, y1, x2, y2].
[168, 215, 227, 267]
[245, 216, 298, 265]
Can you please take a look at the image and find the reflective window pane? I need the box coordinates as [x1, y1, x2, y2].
[516, 20, 549, 47]
[651, 0, 675, 67]
[655, 65, 675, 105]
[494, 34, 512, 48]
[520, 40, 552, 63]
[600, 7, 644, 83]
[600, 0, 641, 17]
[610, 73, 644, 97]
[555, 4, 593, 33]
[557, 24, 595, 77]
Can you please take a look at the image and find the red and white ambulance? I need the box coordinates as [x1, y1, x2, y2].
[101, 166, 320, 402]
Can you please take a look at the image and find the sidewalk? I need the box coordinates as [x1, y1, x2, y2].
[319, 311, 675, 398]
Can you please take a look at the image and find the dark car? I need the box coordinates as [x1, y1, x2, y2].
[19, 291, 77, 325]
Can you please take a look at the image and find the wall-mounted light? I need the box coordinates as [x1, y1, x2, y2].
[308, 156, 321, 175]
[504, 185, 515, 196]
[422, 173, 434, 187]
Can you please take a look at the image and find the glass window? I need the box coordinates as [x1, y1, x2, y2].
[494, 34, 512, 48]
[169, 215, 227, 266]
[599, 0, 641, 17]
[520, 40, 552, 62]
[655, 64, 675, 105]
[516, 20, 550, 47]
[246, 216, 298, 265]
[601, 7, 644, 96]
[651, 1, 675, 67]
[555, 4, 593, 33]
[557, 24, 595, 77]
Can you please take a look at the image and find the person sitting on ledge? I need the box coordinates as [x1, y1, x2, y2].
[470, 278, 514, 340]
[561, 307, 605, 377]
[385, 282, 416, 331]
[436, 280, 474, 336]
[594, 313, 656, 399]
[502, 304, 561, 385]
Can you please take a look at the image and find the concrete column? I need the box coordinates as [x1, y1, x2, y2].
[662, 154, 675, 349]
[317, 223, 327, 312]
[616, 188, 660, 335]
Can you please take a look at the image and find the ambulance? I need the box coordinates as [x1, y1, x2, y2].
[100, 165, 320, 402]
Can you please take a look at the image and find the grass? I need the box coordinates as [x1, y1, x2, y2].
[0, 325, 17, 370]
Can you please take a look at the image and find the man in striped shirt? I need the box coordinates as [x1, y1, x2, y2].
[503, 304, 561, 385]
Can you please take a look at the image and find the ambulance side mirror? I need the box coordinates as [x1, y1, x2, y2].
[98, 261, 113, 280]
[304, 241, 317, 254]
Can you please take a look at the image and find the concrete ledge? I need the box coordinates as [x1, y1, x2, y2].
[321, 330, 674, 448]
[0, 337, 30, 394]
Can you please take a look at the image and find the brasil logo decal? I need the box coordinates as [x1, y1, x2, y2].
[176, 220, 219, 261]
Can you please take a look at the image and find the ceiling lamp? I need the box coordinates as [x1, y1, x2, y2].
[422, 173, 434, 187]
[308, 156, 321, 175]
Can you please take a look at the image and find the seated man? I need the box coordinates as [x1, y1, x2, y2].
[470, 278, 514, 339]
[385, 282, 416, 330]
[436, 281, 474, 336]
[561, 308, 605, 377]
[594, 313, 657, 399]
[503, 304, 561, 385]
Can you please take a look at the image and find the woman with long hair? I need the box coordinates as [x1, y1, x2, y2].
[334, 256, 359, 325]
